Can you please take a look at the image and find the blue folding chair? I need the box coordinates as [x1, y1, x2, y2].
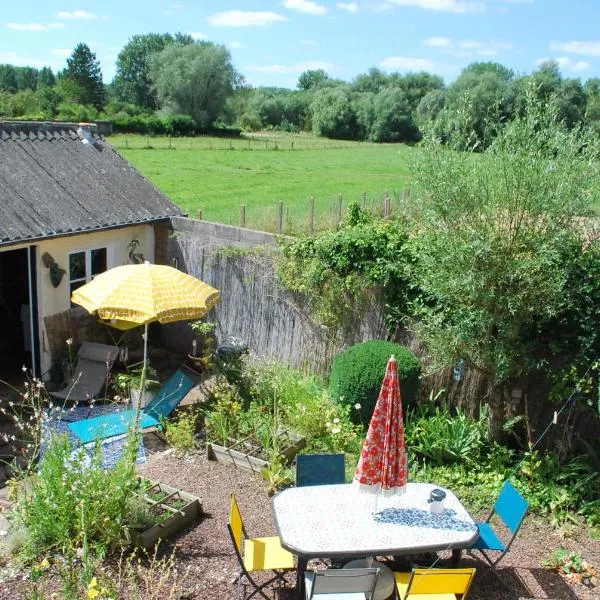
[68, 368, 197, 444]
[296, 453, 345, 487]
[470, 480, 529, 575]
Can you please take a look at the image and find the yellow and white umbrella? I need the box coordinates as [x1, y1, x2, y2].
[71, 262, 220, 391]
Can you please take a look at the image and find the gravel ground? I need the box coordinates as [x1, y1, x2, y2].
[1, 447, 599, 599]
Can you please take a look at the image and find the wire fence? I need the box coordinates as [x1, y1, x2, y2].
[192, 189, 414, 235]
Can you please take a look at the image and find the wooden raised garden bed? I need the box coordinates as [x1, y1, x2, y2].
[207, 428, 306, 474]
[133, 480, 203, 550]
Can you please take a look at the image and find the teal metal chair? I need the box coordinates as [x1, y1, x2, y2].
[296, 453, 345, 487]
[470, 480, 529, 572]
[67, 367, 197, 443]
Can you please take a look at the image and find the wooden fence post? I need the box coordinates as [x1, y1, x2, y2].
[337, 194, 343, 229]
[403, 188, 410, 202]
[309, 196, 315, 234]
[384, 194, 390, 219]
[361, 192, 366, 208]
[196, 209, 203, 220]
[277, 201, 283, 233]
[240, 204, 246, 228]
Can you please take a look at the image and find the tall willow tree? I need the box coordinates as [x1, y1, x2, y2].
[411, 95, 600, 440]
[150, 41, 239, 129]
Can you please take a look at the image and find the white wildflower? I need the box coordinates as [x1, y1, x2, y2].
[331, 427, 341, 434]
[354, 403, 361, 410]
[333, 417, 340, 424]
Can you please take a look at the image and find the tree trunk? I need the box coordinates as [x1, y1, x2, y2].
[487, 384, 506, 443]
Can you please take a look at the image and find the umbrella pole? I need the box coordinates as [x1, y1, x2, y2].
[138, 322, 149, 413]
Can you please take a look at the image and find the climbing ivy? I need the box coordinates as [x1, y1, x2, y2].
[277, 203, 418, 333]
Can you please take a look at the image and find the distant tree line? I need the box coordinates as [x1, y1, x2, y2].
[2, 32, 600, 147]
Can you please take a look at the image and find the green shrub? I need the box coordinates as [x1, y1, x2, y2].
[164, 408, 199, 456]
[405, 401, 488, 465]
[330, 340, 421, 422]
[12, 434, 139, 560]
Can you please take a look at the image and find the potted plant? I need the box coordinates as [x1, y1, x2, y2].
[188, 320, 217, 371]
[113, 364, 161, 409]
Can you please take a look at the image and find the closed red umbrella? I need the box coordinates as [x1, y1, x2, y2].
[354, 355, 408, 496]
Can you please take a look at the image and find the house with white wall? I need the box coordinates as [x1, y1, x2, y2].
[0, 120, 182, 380]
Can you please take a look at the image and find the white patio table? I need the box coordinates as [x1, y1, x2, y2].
[273, 482, 478, 599]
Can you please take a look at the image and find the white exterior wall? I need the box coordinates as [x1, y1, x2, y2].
[1, 224, 156, 377]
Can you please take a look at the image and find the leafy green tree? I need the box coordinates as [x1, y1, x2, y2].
[369, 87, 420, 142]
[410, 98, 600, 440]
[150, 41, 238, 129]
[352, 67, 389, 94]
[311, 87, 358, 139]
[393, 71, 445, 111]
[297, 69, 330, 91]
[0, 65, 17, 92]
[112, 33, 194, 109]
[60, 43, 106, 110]
[15, 67, 38, 91]
[37, 67, 55, 88]
[433, 63, 515, 150]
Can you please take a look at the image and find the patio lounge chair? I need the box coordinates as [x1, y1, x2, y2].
[67, 367, 197, 444]
[304, 567, 380, 599]
[296, 453, 346, 487]
[393, 567, 476, 599]
[228, 492, 294, 600]
[50, 341, 119, 402]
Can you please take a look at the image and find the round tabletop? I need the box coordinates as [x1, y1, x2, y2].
[343, 559, 395, 600]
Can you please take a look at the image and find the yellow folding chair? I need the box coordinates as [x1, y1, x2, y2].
[394, 567, 476, 600]
[227, 493, 295, 600]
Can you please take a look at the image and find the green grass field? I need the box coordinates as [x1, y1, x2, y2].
[111, 132, 415, 233]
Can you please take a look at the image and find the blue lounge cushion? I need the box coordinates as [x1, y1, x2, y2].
[472, 522, 505, 551]
[68, 410, 159, 444]
[67, 368, 196, 444]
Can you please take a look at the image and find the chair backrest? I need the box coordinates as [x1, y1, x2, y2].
[144, 368, 196, 421]
[309, 568, 379, 598]
[406, 568, 476, 597]
[296, 453, 345, 487]
[228, 493, 245, 554]
[77, 341, 120, 365]
[494, 480, 529, 534]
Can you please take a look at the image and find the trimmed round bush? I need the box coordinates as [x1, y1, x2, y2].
[330, 340, 421, 422]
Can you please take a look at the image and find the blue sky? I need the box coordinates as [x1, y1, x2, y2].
[2, 1, 600, 88]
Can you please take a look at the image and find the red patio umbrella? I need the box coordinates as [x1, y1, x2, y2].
[354, 355, 408, 496]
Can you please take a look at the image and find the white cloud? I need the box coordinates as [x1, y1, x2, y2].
[380, 56, 436, 70]
[550, 40, 600, 57]
[208, 11, 288, 27]
[229, 41, 244, 49]
[386, 0, 485, 13]
[302, 39, 318, 45]
[423, 36, 452, 47]
[51, 48, 72, 58]
[56, 10, 97, 20]
[190, 32, 208, 40]
[423, 36, 512, 57]
[536, 56, 591, 73]
[163, 9, 174, 16]
[282, 0, 327, 14]
[6, 22, 65, 32]
[337, 2, 360, 12]
[0, 51, 61, 69]
[247, 60, 334, 74]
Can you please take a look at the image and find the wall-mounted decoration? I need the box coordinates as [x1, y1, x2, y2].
[127, 239, 145, 264]
[41, 252, 66, 288]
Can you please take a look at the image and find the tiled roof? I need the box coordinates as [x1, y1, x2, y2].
[0, 121, 183, 246]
